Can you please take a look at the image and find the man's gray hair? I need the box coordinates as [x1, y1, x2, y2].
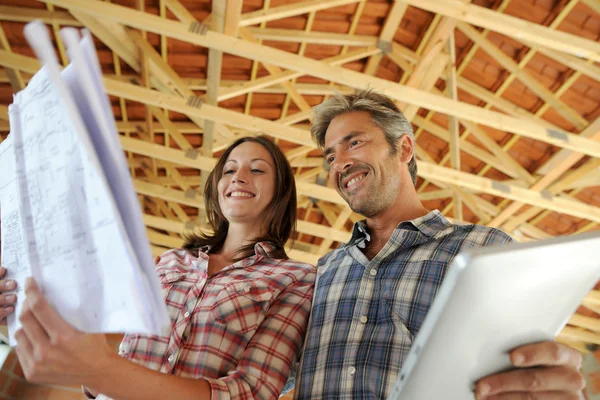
[311, 89, 418, 186]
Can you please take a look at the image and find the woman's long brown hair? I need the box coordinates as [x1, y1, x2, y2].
[182, 136, 297, 260]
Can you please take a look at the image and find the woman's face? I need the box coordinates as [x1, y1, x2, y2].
[217, 141, 276, 226]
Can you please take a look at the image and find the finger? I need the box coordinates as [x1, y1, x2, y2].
[476, 366, 585, 397]
[480, 391, 582, 400]
[0, 267, 6, 279]
[24, 278, 76, 340]
[19, 298, 50, 348]
[14, 328, 34, 375]
[0, 277, 17, 293]
[0, 293, 17, 307]
[0, 305, 15, 320]
[511, 341, 582, 368]
[154, 256, 160, 264]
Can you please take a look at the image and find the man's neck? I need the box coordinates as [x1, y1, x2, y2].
[362, 199, 428, 260]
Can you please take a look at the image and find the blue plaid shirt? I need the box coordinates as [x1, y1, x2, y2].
[294, 210, 513, 399]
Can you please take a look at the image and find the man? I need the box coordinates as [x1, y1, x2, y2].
[293, 89, 585, 399]
[0, 89, 585, 399]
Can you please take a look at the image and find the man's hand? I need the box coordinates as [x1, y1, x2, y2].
[475, 341, 585, 400]
[0, 266, 17, 321]
[15, 277, 114, 385]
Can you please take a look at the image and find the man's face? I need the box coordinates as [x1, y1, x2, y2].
[323, 111, 406, 218]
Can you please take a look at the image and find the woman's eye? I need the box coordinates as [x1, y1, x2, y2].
[251, 169, 264, 173]
[224, 169, 235, 175]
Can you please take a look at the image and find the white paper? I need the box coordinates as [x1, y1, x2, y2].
[0, 136, 28, 332]
[0, 22, 169, 345]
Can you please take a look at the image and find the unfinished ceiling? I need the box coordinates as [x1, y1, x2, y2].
[0, 0, 599, 352]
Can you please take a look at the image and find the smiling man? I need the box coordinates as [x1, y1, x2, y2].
[293, 89, 585, 399]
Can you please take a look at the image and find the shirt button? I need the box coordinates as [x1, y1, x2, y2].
[184, 311, 190, 318]
[118, 343, 129, 355]
[168, 354, 175, 364]
[359, 315, 368, 324]
[369, 268, 377, 276]
[244, 286, 251, 293]
[348, 366, 356, 375]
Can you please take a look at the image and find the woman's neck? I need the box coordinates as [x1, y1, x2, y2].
[217, 222, 263, 260]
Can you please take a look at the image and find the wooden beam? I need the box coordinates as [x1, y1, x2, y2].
[133, 179, 204, 208]
[41, 0, 600, 158]
[418, 162, 600, 224]
[581, 0, 600, 16]
[217, 46, 379, 101]
[3, 41, 599, 162]
[318, 206, 353, 253]
[446, 31, 462, 221]
[559, 326, 600, 346]
[411, 115, 528, 180]
[458, 22, 588, 130]
[569, 314, 600, 333]
[0, 5, 81, 25]
[0, 105, 8, 122]
[362, 1, 408, 75]
[489, 117, 600, 228]
[0, 24, 24, 92]
[246, 27, 377, 46]
[525, 42, 600, 83]
[239, 0, 361, 27]
[398, 0, 600, 62]
[103, 78, 315, 147]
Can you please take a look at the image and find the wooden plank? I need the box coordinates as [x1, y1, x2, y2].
[489, 117, 600, 228]
[0, 5, 81, 25]
[239, 0, 361, 27]
[0, 24, 24, 92]
[133, 179, 204, 208]
[399, 0, 600, 62]
[458, 22, 588, 130]
[418, 162, 600, 224]
[38, 1, 600, 158]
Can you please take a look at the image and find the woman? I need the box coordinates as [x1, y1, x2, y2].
[3, 136, 316, 399]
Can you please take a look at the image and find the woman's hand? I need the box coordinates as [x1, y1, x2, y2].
[0, 266, 17, 322]
[15, 277, 115, 386]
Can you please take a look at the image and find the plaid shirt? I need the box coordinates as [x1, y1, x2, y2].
[93, 242, 315, 400]
[294, 210, 512, 399]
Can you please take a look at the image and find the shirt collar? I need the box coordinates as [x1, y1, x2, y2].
[198, 241, 278, 259]
[345, 209, 451, 247]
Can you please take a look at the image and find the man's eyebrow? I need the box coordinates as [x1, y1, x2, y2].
[323, 131, 365, 157]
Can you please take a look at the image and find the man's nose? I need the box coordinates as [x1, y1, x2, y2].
[331, 154, 354, 173]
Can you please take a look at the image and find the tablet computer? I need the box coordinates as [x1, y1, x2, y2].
[387, 231, 600, 400]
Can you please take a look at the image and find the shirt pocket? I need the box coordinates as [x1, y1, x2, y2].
[211, 281, 274, 335]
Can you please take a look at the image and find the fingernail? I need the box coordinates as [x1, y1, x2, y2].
[5, 281, 15, 290]
[5, 295, 15, 303]
[513, 353, 525, 366]
[4, 306, 14, 313]
[478, 383, 490, 396]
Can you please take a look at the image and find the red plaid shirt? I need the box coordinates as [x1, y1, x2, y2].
[94, 243, 315, 400]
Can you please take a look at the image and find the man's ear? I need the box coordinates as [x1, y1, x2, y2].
[399, 134, 414, 164]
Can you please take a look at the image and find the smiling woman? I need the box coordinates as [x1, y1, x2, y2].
[184, 136, 297, 262]
[4, 136, 316, 400]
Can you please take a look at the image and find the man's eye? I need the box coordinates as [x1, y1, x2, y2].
[326, 156, 335, 164]
[350, 140, 360, 147]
